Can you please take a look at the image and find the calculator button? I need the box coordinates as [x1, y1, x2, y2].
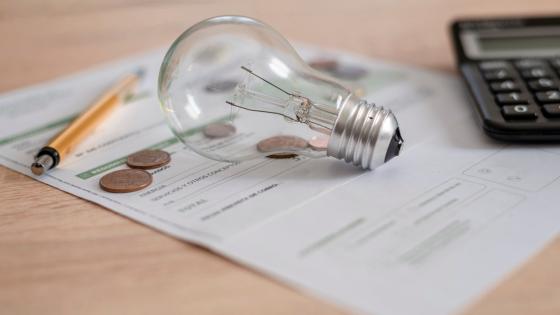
[521, 68, 551, 79]
[501, 105, 538, 120]
[542, 104, 560, 117]
[490, 80, 519, 92]
[515, 59, 545, 69]
[479, 61, 510, 70]
[483, 69, 512, 81]
[495, 92, 528, 105]
[550, 58, 560, 69]
[535, 91, 560, 103]
[528, 78, 557, 91]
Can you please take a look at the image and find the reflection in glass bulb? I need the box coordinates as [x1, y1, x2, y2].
[158, 15, 403, 169]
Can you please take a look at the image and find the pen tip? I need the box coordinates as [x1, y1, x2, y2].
[30, 154, 54, 176]
[30, 162, 45, 176]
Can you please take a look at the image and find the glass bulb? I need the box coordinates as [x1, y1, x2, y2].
[158, 15, 403, 169]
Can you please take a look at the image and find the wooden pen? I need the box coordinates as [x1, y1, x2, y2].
[30, 71, 141, 175]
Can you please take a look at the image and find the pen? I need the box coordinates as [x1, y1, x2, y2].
[30, 71, 141, 176]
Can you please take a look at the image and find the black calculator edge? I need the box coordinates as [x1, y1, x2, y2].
[450, 17, 560, 142]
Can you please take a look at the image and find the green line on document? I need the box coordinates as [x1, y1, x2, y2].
[76, 137, 179, 180]
[75, 114, 236, 180]
[0, 115, 77, 146]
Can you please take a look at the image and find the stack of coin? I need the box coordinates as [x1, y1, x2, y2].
[257, 135, 307, 159]
[257, 135, 307, 152]
[204, 79, 238, 93]
[256, 134, 331, 159]
[99, 149, 171, 193]
[266, 153, 299, 159]
[203, 122, 236, 139]
[330, 64, 368, 81]
[309, 59, 338, 72]
[99, 169, 152, 193]
[308, 58, 368, 81]
[126, 149, 171, 169]
[308, 135, 329, 151]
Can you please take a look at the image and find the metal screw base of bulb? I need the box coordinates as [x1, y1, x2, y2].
[327, 99, 402, 170]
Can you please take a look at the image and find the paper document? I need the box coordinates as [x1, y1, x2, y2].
[1, 45, 559, 315]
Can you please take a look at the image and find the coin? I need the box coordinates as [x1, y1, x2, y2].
[308, 58, 338, 71]
[126, 149, 171, 169]
[204, 79, 238, 93]
[330, 64, 368, 80]
[308, 135, 329, 151]
[257, 135, 308, 153]
[99, 169, 152, 193]
[203, 123, 236, 138]
[267, 153, 298, 159]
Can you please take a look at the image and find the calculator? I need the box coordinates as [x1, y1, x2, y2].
[451, 16, 560, 141]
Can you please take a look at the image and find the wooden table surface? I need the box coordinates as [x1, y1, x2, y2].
[1, 1, 559, 314]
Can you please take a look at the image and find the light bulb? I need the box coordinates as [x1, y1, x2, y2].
[158, 15, 403, 169]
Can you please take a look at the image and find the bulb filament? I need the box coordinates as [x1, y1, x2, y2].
[226, 66, 335, 134]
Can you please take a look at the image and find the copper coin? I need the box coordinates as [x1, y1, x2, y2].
[308, 59, 338, 71]
[99, 169, 152, 193]
[309, 135, 329, 151]
[267, 153, 298, 159]
[331, 64, 368, 80]
[205, 79, 238, 93]
[203, 123, 236, 138]
[257, 135, 307, 153]
[126, 149, 171, 169]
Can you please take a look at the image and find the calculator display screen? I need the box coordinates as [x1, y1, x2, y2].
[460, 27, 560, 59]
[479, 36, 560, 53]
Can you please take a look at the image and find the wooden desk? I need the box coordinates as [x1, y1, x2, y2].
[1, 1, 559, 314]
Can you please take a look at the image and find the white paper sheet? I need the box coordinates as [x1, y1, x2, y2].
[1, 45, 558, 315]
